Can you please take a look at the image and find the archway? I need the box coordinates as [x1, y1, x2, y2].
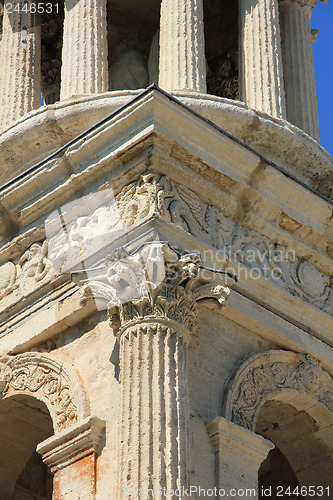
[0, 352, 89, 432]
[223, 350, 333, 496]
[0, 394, 53, 499]
[256, 394, 333, 497]
[0, 352, 106, 499]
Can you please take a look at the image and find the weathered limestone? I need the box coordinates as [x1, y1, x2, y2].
[239, 0, 286, 119]
[279, 0, 320, 141]
[0, 5, 41, 129]
[109, 248, 195, 497]
[117, 322, 189, 498]
[207, 417, 274, 500]
[0, 0, 331, 488]
[37, 416, 105, 500]
[159, 0, 206, 92]
[222, 351, 333, 431]
[0, 352, 89, 431]
[60, 0, 108, 100]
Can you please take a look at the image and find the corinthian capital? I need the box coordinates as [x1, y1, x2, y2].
[77, 242, 235, 340]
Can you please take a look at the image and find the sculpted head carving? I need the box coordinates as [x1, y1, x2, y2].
[295, 354, 322, 393]
[75, 242, 235, 338]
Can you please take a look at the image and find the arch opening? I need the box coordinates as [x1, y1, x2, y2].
[256, 395, 333, 498]
[0, 394, 54, 500]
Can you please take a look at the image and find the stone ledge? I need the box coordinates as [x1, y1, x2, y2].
[0, 89, 331, 196]
[0, 289, 97, 355]
[37, 416, 105, 472]
[206, 416, 274, 468]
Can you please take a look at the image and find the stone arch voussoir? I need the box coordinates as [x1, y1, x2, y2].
[223, 350, 333, 432]
[0, 352, 89, 432]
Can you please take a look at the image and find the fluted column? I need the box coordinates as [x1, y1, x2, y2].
[118, 319, 190, 499]
[0, 4, 41, 129]
[279, 0, 320, 141]
[159, 0, 206, 92]
[207, 417, 274, 500]
[239, 0, 286, 119]
[60, 0, 108, 100]
[78, 243, 234, 499]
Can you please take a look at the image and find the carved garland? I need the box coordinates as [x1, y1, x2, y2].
[0, 353, 88, 432]
[223, 350, 333, 431]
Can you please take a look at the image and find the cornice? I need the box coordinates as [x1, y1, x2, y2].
[0, 90, 331, 262]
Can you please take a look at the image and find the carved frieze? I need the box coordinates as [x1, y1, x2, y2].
[0, 353, 83, 431]
[116, 173, 333, 315]
[116, 173, 219, 245]
[224, 350, 333, 431]
[2, 172, 331, 319]
[0, 241, 57, 307]
[117, 173, 333, 315]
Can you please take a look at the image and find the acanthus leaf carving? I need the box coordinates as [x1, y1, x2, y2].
[76, 242, 234, 340]
[116, 173, 333, 315]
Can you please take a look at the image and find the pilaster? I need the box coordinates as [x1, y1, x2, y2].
[60, 0, 108, 100]
[279, 0, 320, 141]
[37, 416, 105, 500]
[239, 0, 286, 119]
[207, 417, 274, 500]
[159, 0, 206, 92]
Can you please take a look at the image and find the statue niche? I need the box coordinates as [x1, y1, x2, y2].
[109, 38, 149, 91]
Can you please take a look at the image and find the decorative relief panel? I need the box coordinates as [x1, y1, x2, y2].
[0, 353, 88, 431]
[224, 350, 333, 431]
[116, 172, 220, 245]
[1, 172, 332, 318]
[0, 241, 57, 309]
[114, 172, 333, 315]
[115, 172, 333, 316]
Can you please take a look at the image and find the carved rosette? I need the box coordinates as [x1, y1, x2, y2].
[79, 243, 234, 497]
[224, 350, 333, 431]
[0, 353, 88, 432]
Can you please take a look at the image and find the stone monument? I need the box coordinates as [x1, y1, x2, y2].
[0, 0, 332, 499]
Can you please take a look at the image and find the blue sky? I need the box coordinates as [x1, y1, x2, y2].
[312, 1, 333, 156]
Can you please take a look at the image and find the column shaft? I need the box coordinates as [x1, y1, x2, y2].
[0, 4, 41, 129]
[159, 0, 206, 92]
[60, 0, 108, 100]
[239, 0, 286, 119]
[279, 0, 320, 141]
[119, 323, 189, 499]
